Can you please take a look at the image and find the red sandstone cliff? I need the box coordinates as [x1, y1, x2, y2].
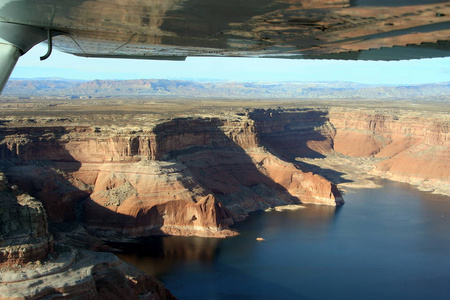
[328, 109, 449, 192]
[0, 114, 343, 239]
[0, 172, 175, 300]
[1, 107, 446, 240]
[0, 173, 54, 267]
[77, 116, 343, 236]
[2, 106, 445, 300]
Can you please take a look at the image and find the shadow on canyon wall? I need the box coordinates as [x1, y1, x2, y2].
[0, 127, 98, 253]
[295, 160, 352, 185]
[0, 127, 147, 249]
[157, 117, 302, 208]
[249, 109, 330, 159]
[0, 113, 345, 244]
[248, 109, 353, 185]
[0, 119, 303, 242]
[0, 117, 344, 293]
[0, 127, 90, 223]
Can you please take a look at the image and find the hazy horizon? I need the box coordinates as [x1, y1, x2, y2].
[7, 77, 450, 86]
[10, 44, 450, 85]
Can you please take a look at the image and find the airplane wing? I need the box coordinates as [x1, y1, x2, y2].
[0, 0, 449, 92]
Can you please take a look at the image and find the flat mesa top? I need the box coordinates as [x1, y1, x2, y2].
[0, 0, 449, 60]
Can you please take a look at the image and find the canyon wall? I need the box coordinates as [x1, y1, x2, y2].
[328, 108, 449, 194]
[0, 173, 54, 267]
[248, 108, 336, 159]
[245, 107, 448, 194]
[1, 107, 447, 241]
[0, 105, 446, 299]
[0, 171, 175, 300]
[0, 113, 344, 239]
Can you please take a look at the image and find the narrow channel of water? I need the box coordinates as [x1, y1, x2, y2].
[118, 180, 450, 299]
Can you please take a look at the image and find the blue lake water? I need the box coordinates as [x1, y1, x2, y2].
[118, 180, 450, 299]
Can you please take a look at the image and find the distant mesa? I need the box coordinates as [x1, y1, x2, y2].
[3, 79, 450, 99]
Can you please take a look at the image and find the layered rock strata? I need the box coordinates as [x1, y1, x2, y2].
[0, 246, 175, 300]
[245, 107, 449, 195]
[3, 106, 446, 240]
[0, 171, 175, 300]
[328, 108, 449, 194]
[3, 106, 445, 299]
[0, 173, 54, 267]
[0, 114, 344, 239]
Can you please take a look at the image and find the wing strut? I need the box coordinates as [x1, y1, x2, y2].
[0, 23, 60, 93]
[0, 43, 21, 94]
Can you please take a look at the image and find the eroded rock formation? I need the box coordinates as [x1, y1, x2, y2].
[0, 172, 54, 267]
[0, 171, 175, 300]
[246, 107, 449, 194]
[0, 100, 447, 299]
[0, 112, 344, 239]
[1, 106, 447, 242]
[0, 246, 175, 300]
[328, 108, 449, 194]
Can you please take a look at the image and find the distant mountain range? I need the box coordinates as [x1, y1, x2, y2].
[3, 79, 449, 99]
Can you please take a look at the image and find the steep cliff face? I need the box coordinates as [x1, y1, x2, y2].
[0, 113, 343, 239]
[0, 171, 175, 300]
[3, 106, 444, 299]
[0, 173, 54, 267]
[1, 107, 447, 240]
[79, 116, 342, 237]
[249, 108, 335, 159]
[328, 108, 449, 191]
[82, 161, 236, 238]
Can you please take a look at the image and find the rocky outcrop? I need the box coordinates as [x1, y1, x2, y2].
[0, 173, 54, 267]
[0, 171, 175, 300]
[248, 108, 336, 159]
[0, 246, 175, 300]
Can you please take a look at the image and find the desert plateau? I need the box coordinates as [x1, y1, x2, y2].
[0, 95, 448, 299]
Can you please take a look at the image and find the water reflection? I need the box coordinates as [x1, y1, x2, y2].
[117, 236, 221, 277]
[118, 181, 450, 299]
[235, 205, 339, 238]
[118, 204, 339, 278]
[387, 180, 450, 254]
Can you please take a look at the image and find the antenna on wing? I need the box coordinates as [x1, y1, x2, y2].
[40, 5, 55, 61]
[40, 30, 53, 61]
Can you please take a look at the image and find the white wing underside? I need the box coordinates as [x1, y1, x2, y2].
[0, 0, 449, 61]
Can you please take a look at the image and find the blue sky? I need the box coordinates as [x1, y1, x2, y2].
[11, 44, 450, 84]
